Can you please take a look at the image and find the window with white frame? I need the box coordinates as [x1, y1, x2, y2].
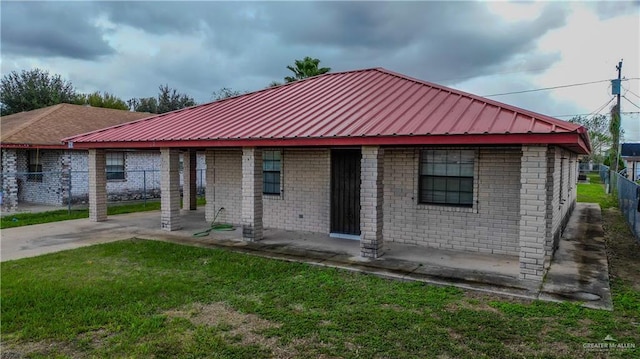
[263, 150, 281, 195]
[419, 149, 474, 207]
[106, 152, 125, 180]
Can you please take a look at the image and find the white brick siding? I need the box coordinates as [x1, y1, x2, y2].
[382, 147, 521, 256]
[263, 149, 331, 233]
[205, 149, 243, 224]
[2, 149, 207, 206]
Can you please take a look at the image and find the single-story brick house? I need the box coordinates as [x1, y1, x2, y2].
[66, 68, 590, 282]
[620, 143, 640, 181]
[0, 104, 205, 211]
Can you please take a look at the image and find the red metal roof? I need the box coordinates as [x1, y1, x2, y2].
[65, 68, 590, 154]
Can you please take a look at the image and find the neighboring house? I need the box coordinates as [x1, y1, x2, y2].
[66, 68, 590, 283]
[0, 104, 205, 211]
[621, 143, 640, 181]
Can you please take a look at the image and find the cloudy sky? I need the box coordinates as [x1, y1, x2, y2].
[2, 1, 639, 139]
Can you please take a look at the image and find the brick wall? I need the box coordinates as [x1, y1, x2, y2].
[205, 149, 243, 224]
[263, 149, 331, 233]
[17, 149, 65, 205]
[382, 147, 521, 256]
[1, 149, 18, 211]
[519, 145, 548, 281]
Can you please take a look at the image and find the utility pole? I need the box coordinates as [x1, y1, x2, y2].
[611, 60, 623, 175]
[617, 59, 622, 123]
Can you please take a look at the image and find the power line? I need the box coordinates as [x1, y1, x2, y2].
[622, 95, 640, 110]
[483, 79, 611, 97]
[553, 111, 640, 118]
[624, 87, 640, 100]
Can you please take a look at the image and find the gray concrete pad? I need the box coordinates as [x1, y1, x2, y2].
[0, 203, 613, 309]
[539, 203, 613, 310]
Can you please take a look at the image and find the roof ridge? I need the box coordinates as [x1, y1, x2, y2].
[1, 104, 65, 140]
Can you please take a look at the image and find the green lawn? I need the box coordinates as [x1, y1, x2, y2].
[577, 173, 617, 209]
[1, 239, 638, 358]
[0, 198, 205, 229]
[2, 173, 638, 358]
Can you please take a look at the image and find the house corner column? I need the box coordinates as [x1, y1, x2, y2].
[360, 146, 384, 258]
[519, 145, 548, 282]
[1, 149, 19, 212]
[205, 149, 216, 222]
[241, 147, 263, 241]
[88, 149, 107, 222]
[183, 149, 197, 210]
[161, 148, 181, 231]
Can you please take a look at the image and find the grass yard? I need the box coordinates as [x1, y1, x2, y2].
[577, 173, 617, 209]
[0, 198, 206, 229]
[1, 174, 638, 358]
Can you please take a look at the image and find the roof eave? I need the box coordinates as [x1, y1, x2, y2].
[66, 132, 590, 154]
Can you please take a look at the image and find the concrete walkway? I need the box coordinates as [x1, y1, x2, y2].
[0, 203, 612, 309]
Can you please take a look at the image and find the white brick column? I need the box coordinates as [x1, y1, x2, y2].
[183, 149, 197, 210]
[519, 145, 548, 281]
[1, 149, 19, 212]
[241, 147, 263, 241]
[205, 149, 216, 222]
[88, 149, 107, 222]
[360, 146, 384, 258]
[161, 148, 181, 231]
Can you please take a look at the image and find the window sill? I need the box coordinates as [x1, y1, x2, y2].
[263, 194, 283, 200]
[416, 203, 477, 213]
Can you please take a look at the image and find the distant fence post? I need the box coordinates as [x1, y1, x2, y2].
[143, 170, 147, 208]
[68, 168, 72, 214]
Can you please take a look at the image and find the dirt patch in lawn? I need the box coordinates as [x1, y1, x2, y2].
[1, 339, 80, 359]
[165, 301, 329, 358]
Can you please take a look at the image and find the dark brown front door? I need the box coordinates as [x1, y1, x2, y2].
[331, 149, 361, 235]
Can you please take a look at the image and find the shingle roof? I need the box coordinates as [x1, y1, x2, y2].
[621, 143, 640, 157]
[66, 68, 591, 154]
[1, 104, 151, 148]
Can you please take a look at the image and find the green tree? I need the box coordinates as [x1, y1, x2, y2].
[211, 87, 244, 101]
[284, 57, 330, 83]
[267, 81, 282, 88]
[609, 105, 621, 173]
[569, 114, 611, 164]
[128, 85, 196, 114]
[127, 97, 158, 113]
[0, 68, 78, 115]
[75, 91, 129, 110]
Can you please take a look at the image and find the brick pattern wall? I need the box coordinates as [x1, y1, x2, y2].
[242, 147, 263, 241]
[382, 147, 521, 256]
[18, 149, 66, 205]
[88, 149, 107, 222]
[160, 148, 181, 231]
[546, 147, 579, 264]
[360, 146, 384, 258]
[205, 149, 243, 224]
[1, 149, 18, 211]
[263, 149, 331, 233]
[519, 145, 548, 281]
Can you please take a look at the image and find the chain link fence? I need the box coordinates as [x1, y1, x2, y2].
[601, 164, 640, 242]
[1, 169, 205, 212]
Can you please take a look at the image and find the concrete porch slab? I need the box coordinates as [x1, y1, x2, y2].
[1, 203, 612, 309]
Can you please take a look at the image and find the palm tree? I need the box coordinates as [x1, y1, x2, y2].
[284, 57, 331, 83]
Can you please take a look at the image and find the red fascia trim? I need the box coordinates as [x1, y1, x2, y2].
[66, 133, 589, 153]
[0, 143, 69, 149]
